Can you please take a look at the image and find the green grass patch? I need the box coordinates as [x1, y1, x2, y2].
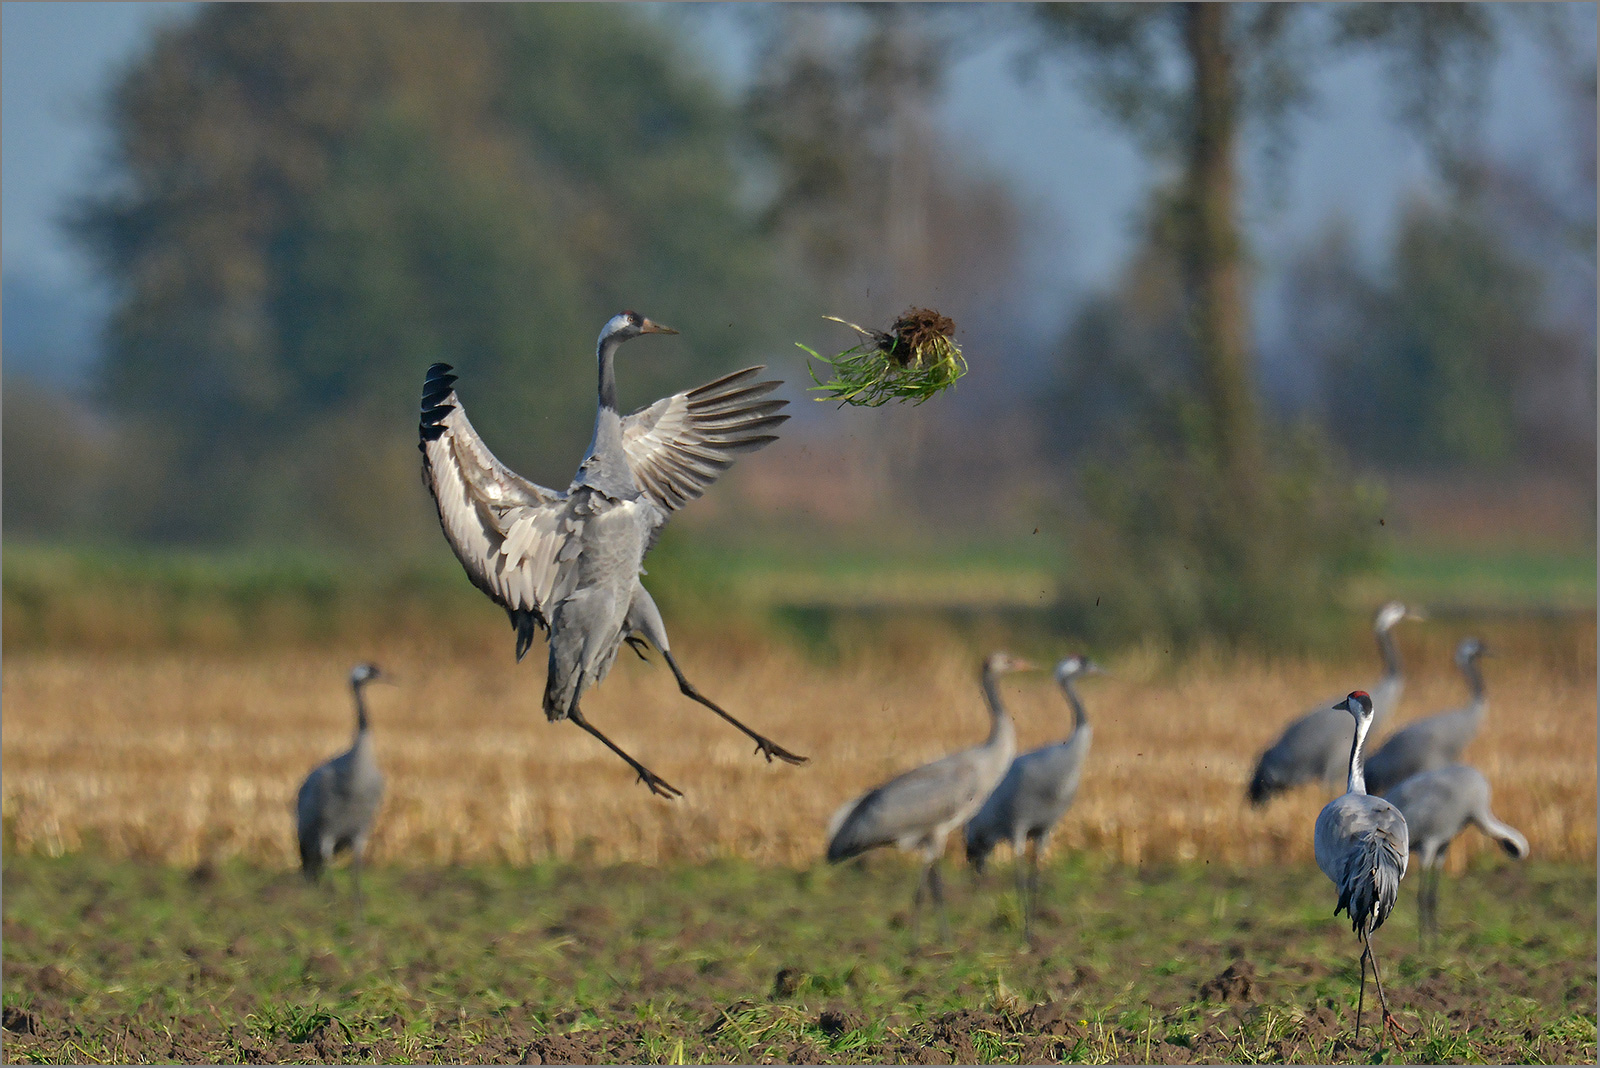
[1, 854, 1593, 1064]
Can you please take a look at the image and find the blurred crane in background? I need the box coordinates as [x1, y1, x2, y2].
[1364, 638, 1490, 796]
[420, 312, 802, 800]
[1386, 764, 1528, 944]
[826, 652, 1035, 940]
[1315, 690, 1410, 1048]
[965, 654, 1099, 944]
[1248, 601, 1424, 806]
[297, 663, 388, 901]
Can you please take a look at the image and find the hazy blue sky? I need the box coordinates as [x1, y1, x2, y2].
[3, 2, 1592, 377]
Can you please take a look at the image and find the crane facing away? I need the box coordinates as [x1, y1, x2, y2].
[1315, 691, 1410, 1048]
[1248, 601, 1423, 807]
[1384, 764, 1527, 944]
[419, 312, 805, 799]
[297, 663, 389, 901]
[964, 655, 1099, 943]
[1363, 638, 1489, 798]
[826, 652, 1036, 939]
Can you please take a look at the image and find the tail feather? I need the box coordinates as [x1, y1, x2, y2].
[1336, 833, 1405, 935]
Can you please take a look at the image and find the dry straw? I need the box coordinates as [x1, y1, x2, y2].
[3, 628, 1593, 870]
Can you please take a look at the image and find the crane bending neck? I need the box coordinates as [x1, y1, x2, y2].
[1345, 715, 1370, 795]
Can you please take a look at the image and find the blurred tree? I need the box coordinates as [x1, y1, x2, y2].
[1295, 198, 1565, 468]
[2, 377, 113, 540]
[1035, 3, 1496, 646]
[73, 4, 779, 548]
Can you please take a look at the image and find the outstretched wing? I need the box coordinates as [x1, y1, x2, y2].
[419, 363, 580, 651]
[621, 367, 788, 516]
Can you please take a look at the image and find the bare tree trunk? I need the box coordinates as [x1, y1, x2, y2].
[1183, 2, 1261, 505]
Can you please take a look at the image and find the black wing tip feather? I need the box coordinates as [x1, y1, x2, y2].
[419, 363, 460, 445]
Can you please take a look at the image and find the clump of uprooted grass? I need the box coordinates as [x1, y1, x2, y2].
[1, 622, 1594, 869]
[800, 308, 966, 407]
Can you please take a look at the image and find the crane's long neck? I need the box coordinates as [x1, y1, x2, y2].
[1058, 675, 1087, 733]
[1376, 622, 1402, 681]
[980, 668, 1017, 754]
[1460, 655, 1485, 707]
[352, 681, 370, 737]
[590, 334, 626, 458]
[578, 333, 637, 498]
[598, 332, 622, 413]
[1346, 714, 1371, 796]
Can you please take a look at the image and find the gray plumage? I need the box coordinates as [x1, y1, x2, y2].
[1315, 690, 1409, 1046]
[297, 663, 386, 897]
[1386, 763, 1527, 941]
[1363, 638, 1488, 797]
[827, 652, 1034, 937]
[1249, 601, 1422, 807]
[419, 311, 802, 799]
[964, 656, 1098, 941]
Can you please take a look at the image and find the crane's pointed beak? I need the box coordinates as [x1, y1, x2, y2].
[639, 318, 678, 335]
[1408, 608, 1428, 622]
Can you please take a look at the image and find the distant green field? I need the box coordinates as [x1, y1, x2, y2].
[2, 536, 1592, 652]
[2, 855, 1594, 1065]
[1352, 546, 1597, 613]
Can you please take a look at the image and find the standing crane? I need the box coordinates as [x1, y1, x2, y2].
[964, 655, 1099, 943]
[297, 663, 388, 901]
[419, 312, 805, 799]
[1362, 638, 1489, 797]
[1248, 601, 1423, 807]
[1315, 691, 1410, 1048]
[826, 652, 1036, 939]
[1385, 764, 1527, 943]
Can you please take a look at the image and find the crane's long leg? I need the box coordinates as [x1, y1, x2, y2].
[928, 860, 951, 944]
[912, 862, 932, 942]
[1015, 846, 1031, 945]
[659, 651, 808, 765]
[1355, 944, 1367, 1041]
[1362, 930, 1409, 1047]
[1427, 868, 1442, 943]
[1421, 870, 1434, 953]
[568, 706, 682, 799]
[1421, 868, 1436, 946]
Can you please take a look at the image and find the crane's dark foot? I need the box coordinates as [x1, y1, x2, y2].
[625, 636, 652, 662]
[1382, 1012, 1410, 1037]
[635, 767, 684, 800]
[752, 736, 809, 765]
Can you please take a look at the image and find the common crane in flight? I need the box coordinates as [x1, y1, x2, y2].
[1248, 601, 1423, 806]
[297, 663, 389, 901]
[1315, 691, 1410, 1048]
[1363, 638, 1489, 797]
[419, 312, 805, 798]
[826, 652, 1035, 940]
[1385, 763, 1527, 944]
[964, 655, 1099, 943]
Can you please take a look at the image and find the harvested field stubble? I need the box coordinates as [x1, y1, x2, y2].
[3, 621, 1593, 868]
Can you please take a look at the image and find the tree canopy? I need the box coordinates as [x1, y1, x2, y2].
[74, 4, 781, 548]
